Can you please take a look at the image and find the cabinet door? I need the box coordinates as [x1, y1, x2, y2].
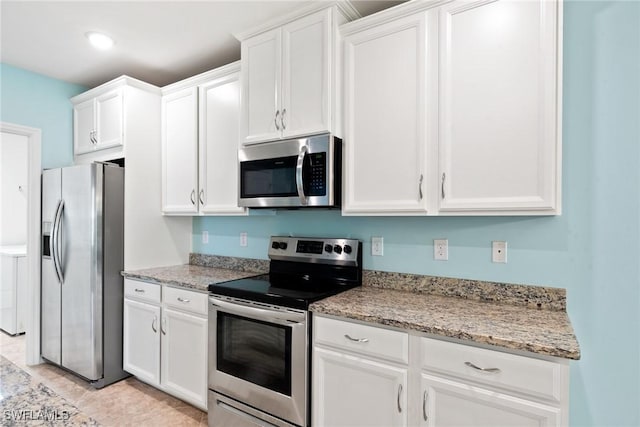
[313, 347, 408, 427]
[343, 13, 429, 215]
[281, 8, 331, 138]
[162, 87, 199, 214]
[161, 307, 208, 410]
[95, 88, 124, 150]
[73, 98, 95, 155]
[241, 28, 282, 144]
[420, 373, 561, 427]
[438, 0, 560, 214]
[199, 74, 246, 215]
[123, 298, 160, 385]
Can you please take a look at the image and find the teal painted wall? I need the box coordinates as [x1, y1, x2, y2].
[0, 63, 86, 168]
[193, 1, 640, 426]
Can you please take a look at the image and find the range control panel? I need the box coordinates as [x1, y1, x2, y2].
[268, 236, 360, 266]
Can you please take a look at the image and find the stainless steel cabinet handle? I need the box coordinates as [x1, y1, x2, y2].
[177, 297, 190, 303]
[151, 316, 157, 333]
[397, 384, 403, 413]
[295, 145, 308, 205]
[344, 334, 369, 343]
[465, 361, 501, 373]
[161, 318, 167, 335]
[190, 189, 196, 205]
[199, 189, 204, 205]
[281, 108, 287, 130]
[274, 110, 280, 131]
[423, 390, 428, 421]
[419, 174, 424, 200]
[134, 288, 145, 293]
[441, 172, 446, 199]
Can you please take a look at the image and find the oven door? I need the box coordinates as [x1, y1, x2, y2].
[238, 134, 336, 208]
[208, 296, 308, 427]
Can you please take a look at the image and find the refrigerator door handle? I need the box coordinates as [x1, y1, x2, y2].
[52, 199, 65, 284]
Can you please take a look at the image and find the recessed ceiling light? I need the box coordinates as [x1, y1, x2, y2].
[86, 32, 115, 50]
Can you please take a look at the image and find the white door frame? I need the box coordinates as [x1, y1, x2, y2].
[1, 122, 42, 365]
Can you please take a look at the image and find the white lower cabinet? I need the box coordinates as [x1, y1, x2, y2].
[420, 374, 561, 427]
[312, 315, 570, 427]
[160, 307, 208, 409]
[123, 279, 208, 410]
[123, 298, 161, 385]
[313, 316, 409, 427]
[313, 347, 408, 427]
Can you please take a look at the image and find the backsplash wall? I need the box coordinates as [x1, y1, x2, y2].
[194, 2, 640, 426]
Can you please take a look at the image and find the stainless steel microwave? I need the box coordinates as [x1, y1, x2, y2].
[238, 134, 342, 208]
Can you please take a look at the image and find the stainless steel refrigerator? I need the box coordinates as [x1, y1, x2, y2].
[41, 162, 128, 388]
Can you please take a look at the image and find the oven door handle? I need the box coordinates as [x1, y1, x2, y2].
[295, 144, 308, 206]
[210, 297, 306, 325]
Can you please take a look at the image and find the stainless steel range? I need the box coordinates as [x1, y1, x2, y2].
[207, 236, 362, 427]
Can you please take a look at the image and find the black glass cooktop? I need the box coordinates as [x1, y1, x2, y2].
[207, 273, 358, 310]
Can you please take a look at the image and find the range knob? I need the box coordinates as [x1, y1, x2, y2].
[279, 241, 288, 250]
[343, 244, 352, 254]
[333, 244, 342, 254]
[271, 241, 279, 249]
[324, 244, 333, 253]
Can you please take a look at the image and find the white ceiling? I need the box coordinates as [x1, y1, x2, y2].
[1, 1, 403, 89]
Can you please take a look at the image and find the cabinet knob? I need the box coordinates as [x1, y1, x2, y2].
[281, 108, 287, 130]
[274, 110, 281, 131]
[397, 384, 403, 413]
[190, 189, 196, 205]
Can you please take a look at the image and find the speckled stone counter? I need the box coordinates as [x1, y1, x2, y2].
[310, 284, 580, 360]
[121, 264, 264, 293]
[0, 355, 98, 426]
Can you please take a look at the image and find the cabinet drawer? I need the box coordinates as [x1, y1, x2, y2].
[420, 337, 566, 402]
[124, 279, 161, 304]
[314, 315, 408, 364]
[163, 286, 208, 316]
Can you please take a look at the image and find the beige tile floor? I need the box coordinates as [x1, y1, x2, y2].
[0, 331, 207, 426]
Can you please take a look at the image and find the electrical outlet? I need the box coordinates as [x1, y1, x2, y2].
[371, 236, 384, 256]
[202, 231, 209, 244]
[492, 241, 507, 263]
[240, 232, 248, 247]
[434, 239, 448, 261]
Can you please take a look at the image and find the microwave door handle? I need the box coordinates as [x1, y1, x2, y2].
[210, 297, 306, 325]
[296, 145, 308, 206]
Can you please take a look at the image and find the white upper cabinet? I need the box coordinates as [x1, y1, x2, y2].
[161, 63, 246, 216]
[239, 6, 352, 145]
[241, 29, 282, 144]
[342, 12, 431, 215]
[198, 74, 244, 215]
[438, 0, 561, 214]
[71, 76, 161, 165]
[341, 0, 561, 216]
[281, 9, 331, 139]
[162, 87, 199, 214]
[73, 87, 123, 155]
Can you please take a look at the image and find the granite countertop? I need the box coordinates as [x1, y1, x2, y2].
[121, 264, 263, 293]
[310, 285, 580, 360]
[0, 355, 98, 426]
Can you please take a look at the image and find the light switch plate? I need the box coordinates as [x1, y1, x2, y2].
[202, 231, 209, 244]
[492, 241, 507, 263]
[240, 232, 248, 247]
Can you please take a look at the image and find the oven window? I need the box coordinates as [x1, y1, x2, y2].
[217, 313, 292, 396]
